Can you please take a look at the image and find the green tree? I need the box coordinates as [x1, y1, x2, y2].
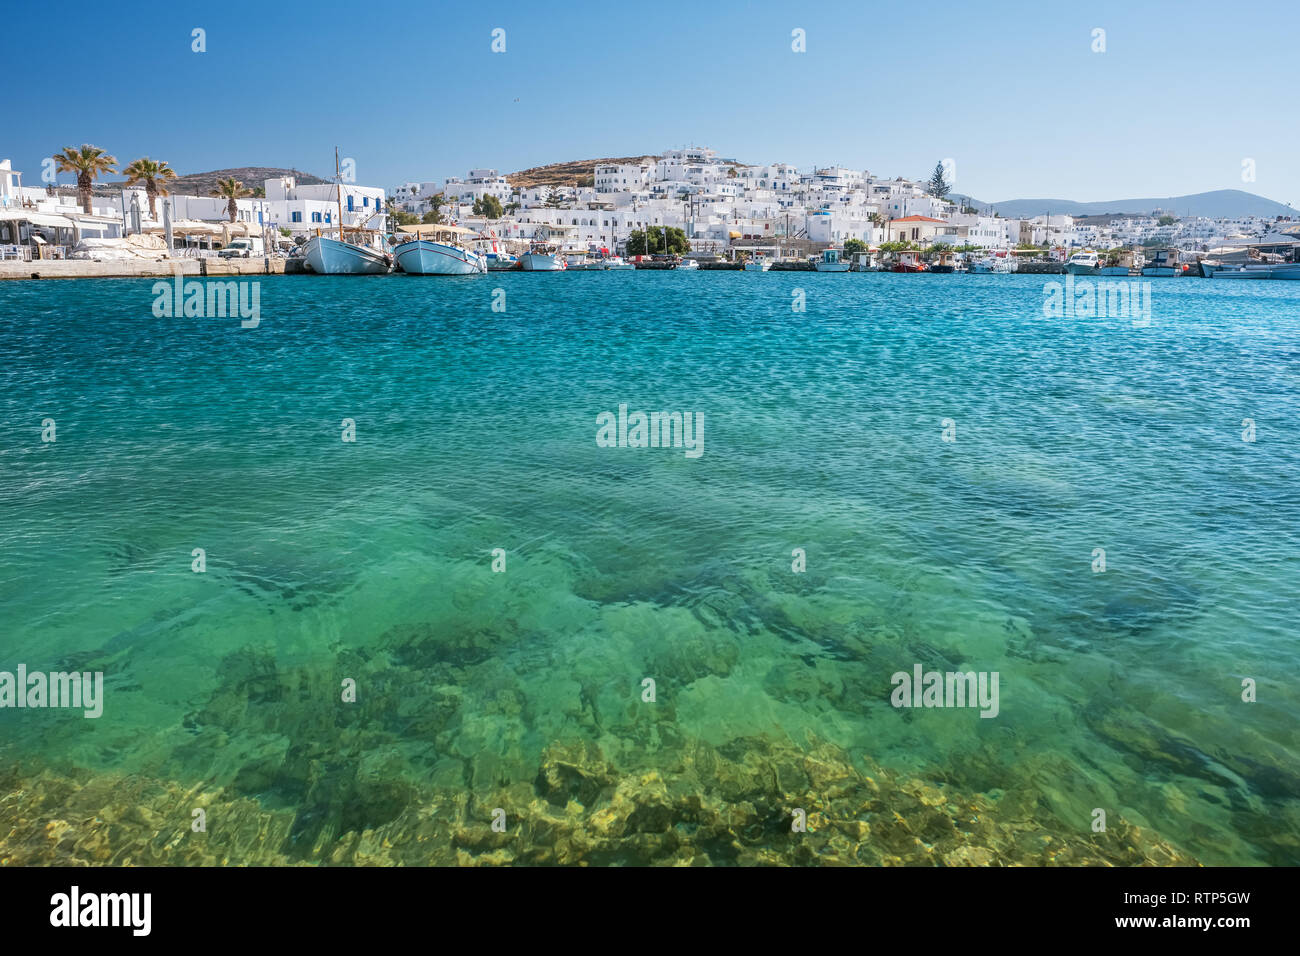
[629, 226, 689, 255]
[926, 161, 951, 199]
[424, 193, 447, 224]
[843, 238, 867, 257]
[121, 157, 177, 219]
[473, 194, 504, 219]
[1157, 215, 1177, 226]
[210, 176, 252, 222]
[394, 210, 419, 226]
[54, 144, 118, 214]
[543, 187, 565, 209]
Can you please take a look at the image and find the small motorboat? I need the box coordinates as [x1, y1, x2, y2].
[1141, 249, 1179, 277]
[814, 248, 851, 272]
[891, 250, 927, 273]
[521, 242, 567, 271]
[1066, 251, 1101, 275]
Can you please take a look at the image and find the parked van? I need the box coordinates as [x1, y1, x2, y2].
[218, 237, 265, 258]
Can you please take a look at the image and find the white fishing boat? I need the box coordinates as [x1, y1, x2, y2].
[744, 257, 772, 272]
[600, 256, 634, 270]
[303, 235, 391, 274]
[392, 222, 485, 275]
[677, 258, 700, 270]
[814, 248, 851, 272]
[1065, 250, 1101, 275]
[303, 148, 392, 275]
[521, 242, 566, 271]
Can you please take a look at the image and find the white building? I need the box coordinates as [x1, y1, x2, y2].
[595, 164, 650, 193]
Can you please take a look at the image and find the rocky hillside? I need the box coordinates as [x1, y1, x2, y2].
[507, 156, 658, 190]
[94, 166, 328, 196]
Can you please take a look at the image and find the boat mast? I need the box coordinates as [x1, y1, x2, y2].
[335, 147, 344, 242]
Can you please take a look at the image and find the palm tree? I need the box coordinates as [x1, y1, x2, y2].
[54, 144, 118, 214]
[211, 177, 251, 223]
[122, 158, 178, 219]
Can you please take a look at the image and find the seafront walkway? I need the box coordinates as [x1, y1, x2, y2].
[0, 258, 295, 280]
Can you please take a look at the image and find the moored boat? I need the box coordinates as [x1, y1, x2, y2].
[303, 235, 391, 275]
[891, 250, 927, 273]
[1204, 261, 1300, 280]
[743, 257, 772, 271]
[1141, 249, 1180, 277]
[303, 147, 393, 274]
[521, 242, 566, 271]
[814, 247, 851, 272]
[928, 250, 957, 273]
[478, 230, 519, 270]
[1065, 250, 1101, 275]
[393, 222, 486, 275]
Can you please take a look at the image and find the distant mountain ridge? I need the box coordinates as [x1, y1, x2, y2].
[92, 166, 328, 196]
[979, 190, 1295, 220]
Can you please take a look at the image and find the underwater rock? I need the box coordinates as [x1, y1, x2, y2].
[0, 727, 1208, 867]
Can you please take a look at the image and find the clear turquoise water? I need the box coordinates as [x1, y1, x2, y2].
[1, 271, 1297, 864]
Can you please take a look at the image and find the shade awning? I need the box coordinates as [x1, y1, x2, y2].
[145, 219, 224, 235]
[0, 210, 76, 228]
[398, 222, 474, 236]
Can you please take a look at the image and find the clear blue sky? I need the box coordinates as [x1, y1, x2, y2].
[7, 0, 1297, 206]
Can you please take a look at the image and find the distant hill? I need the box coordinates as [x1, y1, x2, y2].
[93, 166, 328, 196]
[507, 156, 658, 190]
[985, 190, 1296, 220]
[508, 154, 752, 191]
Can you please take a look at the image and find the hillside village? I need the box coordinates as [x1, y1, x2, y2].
[390, 146, 1298, 257]
[3, 146, 1297, 263]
